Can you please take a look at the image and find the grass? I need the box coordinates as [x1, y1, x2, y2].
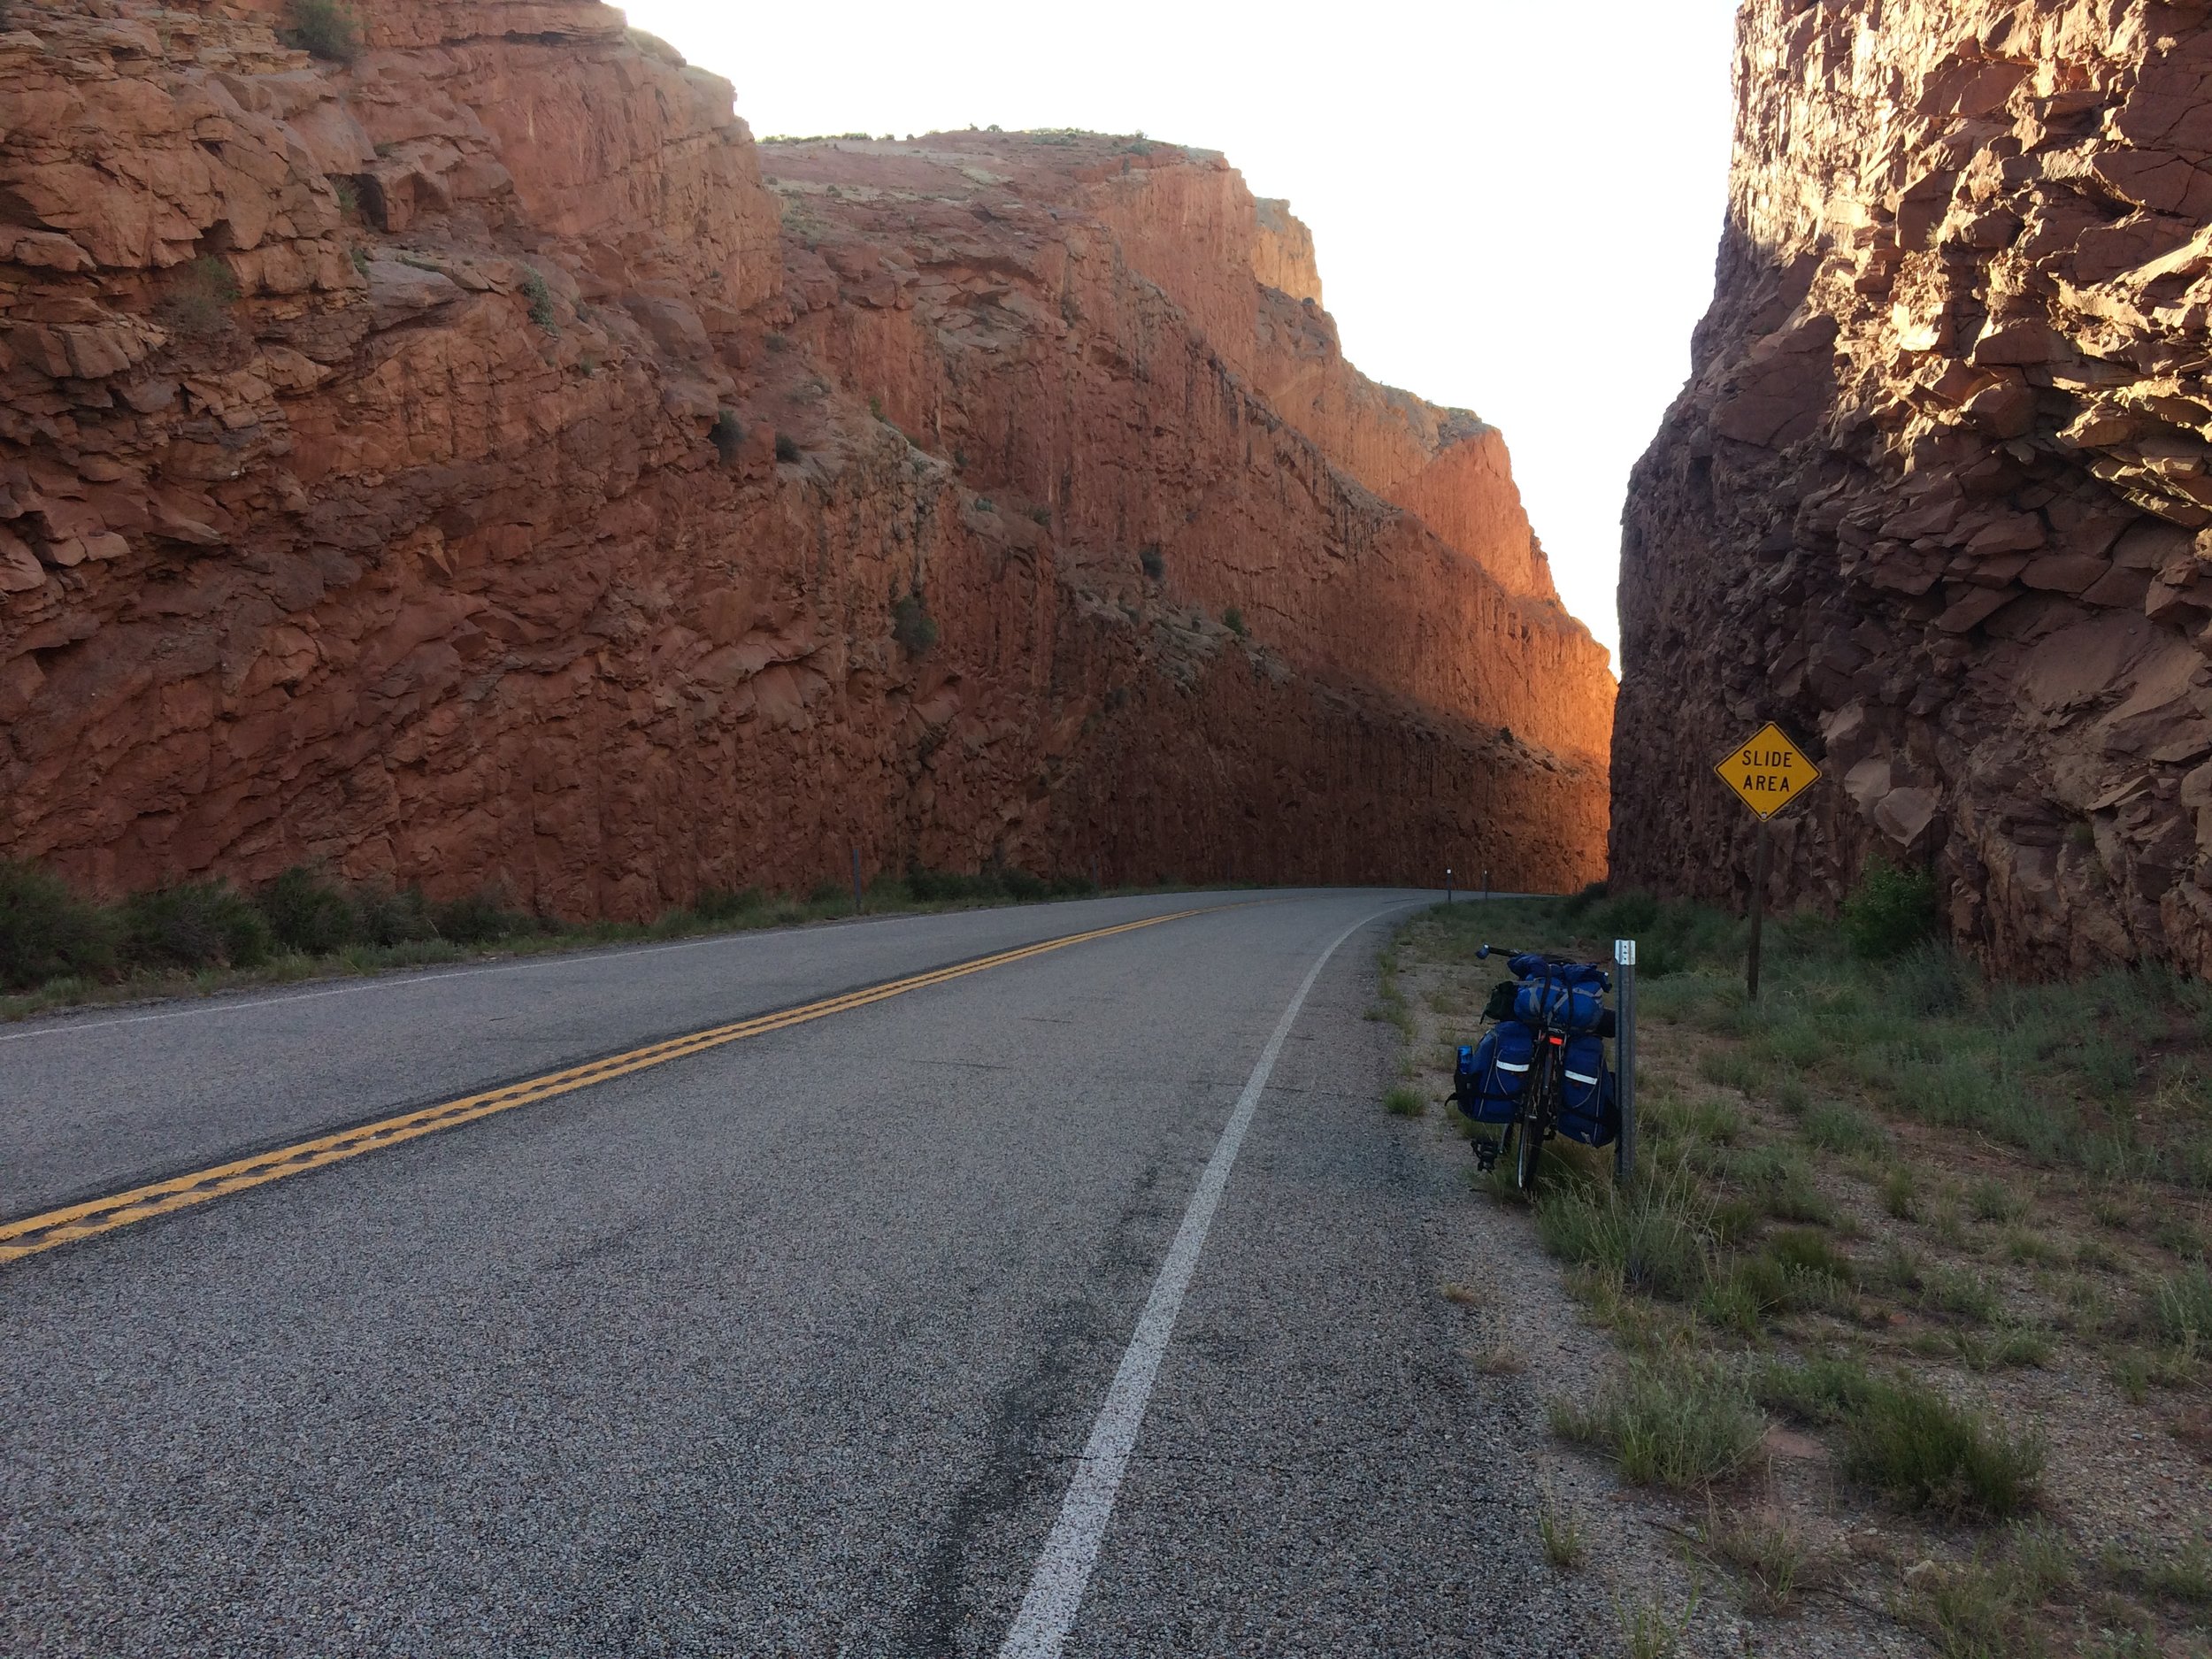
[1697, 1505, 1820, 1612]
[1538, 1491, 1586, 1571]
[1533, 1170, 1709, 1302]
[1838, 1373, 2043, 1518]
[2151, 1265, 2212, 1350]
[1802, 1098, 1886, 1153]
[1549, 1356, 1764, 1489]
[1391, 884, 2208, 1654]
[1616, 1586, 1699, 1659]
[1383, 1085, 1425, 1118]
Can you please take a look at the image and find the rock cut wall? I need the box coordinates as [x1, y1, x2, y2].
[0, 0, 1613, 915]
[1617, 0, 2212, 974]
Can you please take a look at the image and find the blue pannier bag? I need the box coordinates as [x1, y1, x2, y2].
[1454, 1022, 1533, 1125]
[1554, 1033, 1619, 1147]
[1513, 978, 1607, 1033]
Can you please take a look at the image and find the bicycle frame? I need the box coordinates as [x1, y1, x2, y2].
[1514, 1025, 1571, 1190]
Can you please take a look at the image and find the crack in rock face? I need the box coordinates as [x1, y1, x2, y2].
[1617, 0, 2212, 974]
[0, 0, 1611, 913]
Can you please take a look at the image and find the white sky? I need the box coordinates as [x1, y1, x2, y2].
[616, 1, 1744, 666]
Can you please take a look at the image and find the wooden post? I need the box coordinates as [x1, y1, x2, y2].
[1615, 938, 1637, 1183]
[1747, 818, 1770, 1000]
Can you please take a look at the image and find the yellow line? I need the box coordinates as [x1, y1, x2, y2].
[0, 908, 1205, 1267]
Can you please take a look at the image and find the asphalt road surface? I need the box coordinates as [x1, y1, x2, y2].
[1, 887, 1612, 1656]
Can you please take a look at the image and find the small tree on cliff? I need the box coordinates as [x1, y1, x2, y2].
[287, 0, 361, 62]
[892, 593, 939, 657]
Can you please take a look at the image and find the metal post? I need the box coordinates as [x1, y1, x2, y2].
[1093, 854, 1102, 892]
[1747, 818, 1770, 1001]
[1483, 869, 1491, 903]
[850, 846, 864, 915]
[1615, 938, 1637, 1183]
[1446, 866, 1453, 904]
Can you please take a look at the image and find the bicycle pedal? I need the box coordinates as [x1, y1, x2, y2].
[1472, 1136, 1499, 1171]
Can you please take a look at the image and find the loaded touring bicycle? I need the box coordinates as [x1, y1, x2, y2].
[1448, 945, 1625, 1191]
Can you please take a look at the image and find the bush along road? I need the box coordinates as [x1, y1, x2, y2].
[0, 859, 1135, 1023]
[1385, 880, 2212, 1659]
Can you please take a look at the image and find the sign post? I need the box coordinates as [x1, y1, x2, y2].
[1614, 937, 1637, 1183]
[1714, 721, 1820, 1001]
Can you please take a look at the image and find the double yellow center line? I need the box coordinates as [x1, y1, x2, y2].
[0, 908, 1203, 1267]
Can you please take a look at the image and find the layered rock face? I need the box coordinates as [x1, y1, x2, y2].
[1617, 0, 2212, 972]
[1, 0, 1612, 917]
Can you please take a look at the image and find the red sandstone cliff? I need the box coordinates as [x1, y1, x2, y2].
[1, 0, 1612, 916]
[1617, 0, 2212, 974]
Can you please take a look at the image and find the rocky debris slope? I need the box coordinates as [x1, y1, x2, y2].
[1617, 0, 2212, 973]
[1, 0, 1613, 917]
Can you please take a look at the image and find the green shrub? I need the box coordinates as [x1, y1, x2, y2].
[0, 861, 119, 989]
[692, 886, 765, 924]
[520, 267, 557, 330]
[1839, 1376, 2042, 1517]
[161, 256, 242, 337]
[430, 888, 534, 945]
[774, 431, 800, 464]
[1592, 890, 1661, 936]
[254, 866, 359, 956]
[1883, 941, 1974, 1015]
[709, 409, 744, 462]
[1384, 1085, 1425, 1118]
[287, 0, 361, 61]
[1550, 1356, 1764, 1489]
[891, 593, 939, 655]
[1843, 856, 1937, 960]
[1559, 880, 1608, 920]
[1138, 544, 1164, 580]
[349, 883, 435, 946]
[1222, 606, 1248, 638]
[122, 881, 273, 971]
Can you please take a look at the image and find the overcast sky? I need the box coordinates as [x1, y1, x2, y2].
[617, 1, 1744, 666]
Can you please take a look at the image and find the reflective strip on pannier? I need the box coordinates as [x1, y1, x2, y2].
[1554, 1033, 1619, 1148]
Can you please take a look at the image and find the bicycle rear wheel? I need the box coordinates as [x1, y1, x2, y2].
[1513, 1079, 1547, 1193]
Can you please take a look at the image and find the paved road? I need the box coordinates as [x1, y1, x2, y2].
[0, 888, 1610, 1656]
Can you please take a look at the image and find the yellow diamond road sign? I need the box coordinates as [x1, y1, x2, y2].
[1717, 722, 1820, 819]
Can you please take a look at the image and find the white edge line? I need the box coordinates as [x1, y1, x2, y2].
[0, 892, 1282, 1046]
[995, 901, 1414, 1659]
